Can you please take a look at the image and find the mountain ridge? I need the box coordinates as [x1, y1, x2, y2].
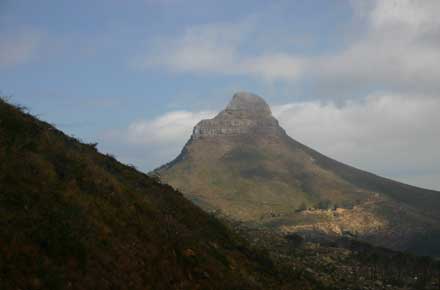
[156, 92, 440, 255]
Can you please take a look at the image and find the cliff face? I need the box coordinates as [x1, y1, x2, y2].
[157, 92, 440, 255]
[192, 92, 283, 139]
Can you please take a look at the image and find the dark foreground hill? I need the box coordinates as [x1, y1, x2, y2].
[156, 92, 440, 255]
[0, 98, 317, 290]
[2, 97, 440, 290]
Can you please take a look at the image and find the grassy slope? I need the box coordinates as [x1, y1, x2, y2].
[157, 124, 440, 254]
[0, 99, 319, 290]
[290, 137, 440, 218]
[159, 134, 371, 221]
[161, 131, 440, 220]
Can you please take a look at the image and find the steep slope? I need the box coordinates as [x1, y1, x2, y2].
[156, 92, 440, 254]
[0, 98, 316, 290]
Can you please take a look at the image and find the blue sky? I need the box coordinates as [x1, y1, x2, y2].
[1, 0, 440, 190]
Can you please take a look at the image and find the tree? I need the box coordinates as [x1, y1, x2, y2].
[316, 199, 331, 210]
[297, 202, 307, 212]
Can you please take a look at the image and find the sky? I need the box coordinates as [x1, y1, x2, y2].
[1, 0, 440, 190]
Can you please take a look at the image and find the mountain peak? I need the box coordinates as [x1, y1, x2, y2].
[226, 92, 272, 117]
[158, 91, 440, 256]
[192, 92, 281, 139]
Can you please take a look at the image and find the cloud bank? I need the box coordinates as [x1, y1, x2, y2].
[125, 110, 215, 145]
[313, 0, 440, 95]
[101, 110, 215, 170]
[273, 94, 440, 189]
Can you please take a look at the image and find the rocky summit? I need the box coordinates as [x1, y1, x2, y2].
[193, 92, 282, 139]
[156, 92, 440, 255]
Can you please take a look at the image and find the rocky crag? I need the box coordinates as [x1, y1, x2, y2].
[193, 92, 283, 138]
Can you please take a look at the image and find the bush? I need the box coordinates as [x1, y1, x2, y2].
[316, 199, 332, 210]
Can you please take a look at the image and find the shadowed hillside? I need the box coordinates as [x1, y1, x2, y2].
[0, 98, 319, 290]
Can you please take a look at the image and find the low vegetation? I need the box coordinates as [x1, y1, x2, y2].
[0, 98, 320, 290]
[229, 220, 440, 290]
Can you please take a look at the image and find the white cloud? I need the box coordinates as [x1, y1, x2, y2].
[370, 0, 440, 30]
[273, 93, 440, 189]
[101, 109, 215, 170]
[126, 110, 215, 145]
[138, 0, 440, 94]
[0, 29, 42, 68]
[312, 0, 440, 95]
[138, 20, 303, 81]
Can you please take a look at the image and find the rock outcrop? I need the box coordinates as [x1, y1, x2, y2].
[192, 92, 283, 139]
